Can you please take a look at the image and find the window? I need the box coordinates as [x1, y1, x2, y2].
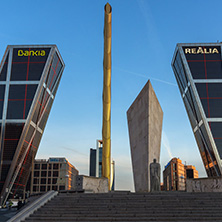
[53, 171, 58, 177]
[34, 171, 39, 177]
[42, 164, 47, 169]
[41, 171, 47, 177]
[34, 164, 40, 170]
[40, 186, 46, 192]
[41, 178, 46, 184]
[53, 164, 59, 169]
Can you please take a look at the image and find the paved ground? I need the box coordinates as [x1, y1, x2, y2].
[0, 194, 43, 222]
[0, 207, 17, 222]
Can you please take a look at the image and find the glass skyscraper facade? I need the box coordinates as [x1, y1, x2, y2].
[0, 45, 64, 206]
[172, 43, 222, 177]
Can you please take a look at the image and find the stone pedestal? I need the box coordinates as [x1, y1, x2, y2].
[187, 177, 222, 192]
[127, 80, 163, 192]
[76, 175, 109, 193]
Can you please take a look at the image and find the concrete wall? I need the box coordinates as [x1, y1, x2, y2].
[187, 177, 222, 192]
[127, 80, 163, 192]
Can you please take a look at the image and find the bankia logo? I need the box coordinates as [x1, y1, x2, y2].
[184, 47, 219, 54]
[18, 50, 46, 56]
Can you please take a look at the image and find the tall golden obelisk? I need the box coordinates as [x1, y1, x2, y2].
[102, 3, 112, 189]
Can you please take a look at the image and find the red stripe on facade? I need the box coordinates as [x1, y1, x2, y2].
[8, 99, 32, 101]
[12, 61, 45, 64]
[200, 97, 222, 100]
[188, 60, 222, 62]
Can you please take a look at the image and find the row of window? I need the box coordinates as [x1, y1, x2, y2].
[33, 178, 61, 185]
[33, 185, 65, 192]
[34, 163, 61, 170]
[34, 170, 59, 177]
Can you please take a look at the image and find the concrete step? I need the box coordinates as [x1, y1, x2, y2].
[22, 192, 222, 221]
[24, 216, 222, 221]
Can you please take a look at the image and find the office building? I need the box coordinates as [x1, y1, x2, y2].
[0, 45, 65, 206]
[89, 140, 115, 190]
[163, 158, 186, 191]
[163, 158, 199, 191]
[127, 80, 163, 192]
[172, 43, 222, 177]
[29, 157, 78, 194]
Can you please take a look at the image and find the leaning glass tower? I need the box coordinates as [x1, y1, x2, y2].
[172, 43, 222, 177]
[0, 45, 64, 206]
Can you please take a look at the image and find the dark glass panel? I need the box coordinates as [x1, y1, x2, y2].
[187, 62, 205, 79]
[183, 96, 197, 129]
[199, 98, 210, 118]
[0, 85, 5, 118]
[7, 101, 24, 119]
[210, 122, 222, 159]
[208, 99, 222, 117]
[206, 61, 222, 79]
[8, 85, 25, 100]
[33, 178, 38, 184]
[0, 53, 8, 81]
[7, 85, 37, 119]
[11, 48, 50, 81]
[1, 164, 10, 181]
[48, 171, 51, 177]
[10, 63, 27, 81]
[173, 52, 187, 91]
[48, 178, 51, 184]
[28, 63, 46, 81]
[0, 85, 5, 100]
[3, 123, 24, 161]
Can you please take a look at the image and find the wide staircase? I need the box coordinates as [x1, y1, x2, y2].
[23, 191, 222, 221]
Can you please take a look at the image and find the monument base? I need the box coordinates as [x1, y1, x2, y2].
[187, 177, 222, 192]
[76, 175, 109, 193]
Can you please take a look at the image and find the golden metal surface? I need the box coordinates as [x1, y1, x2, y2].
[102, 3, 112, 189]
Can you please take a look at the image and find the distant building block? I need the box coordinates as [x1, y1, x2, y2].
[127, 80, 163, 192]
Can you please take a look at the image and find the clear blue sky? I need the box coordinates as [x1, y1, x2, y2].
[0, 0, 221, 190]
